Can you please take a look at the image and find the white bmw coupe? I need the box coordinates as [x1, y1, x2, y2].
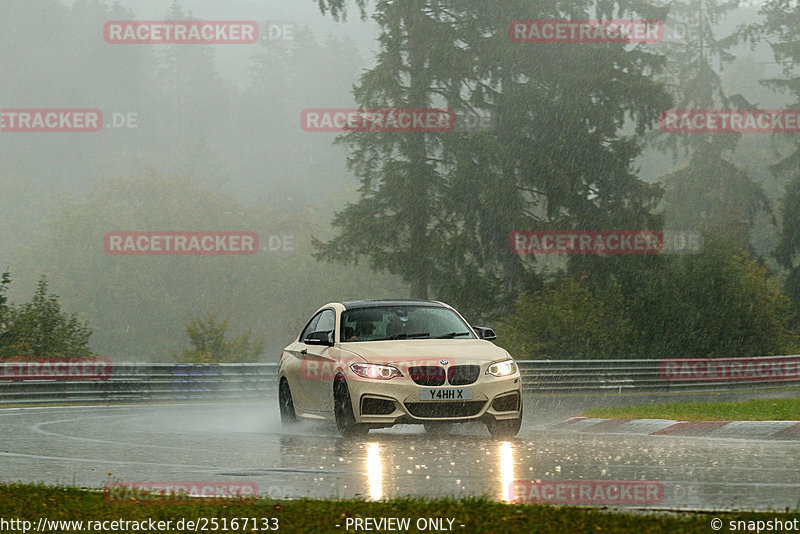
[278, 300, 522, 437]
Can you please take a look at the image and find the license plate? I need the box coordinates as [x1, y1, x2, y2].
[419, 388, 472, 401]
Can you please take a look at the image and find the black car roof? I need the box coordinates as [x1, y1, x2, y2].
[341, 299, 445, 309]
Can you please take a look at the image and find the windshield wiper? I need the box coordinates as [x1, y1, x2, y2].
[432, 332, 472, 339]
[385, 332, 431, 340]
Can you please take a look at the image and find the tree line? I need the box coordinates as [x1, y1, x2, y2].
[311, 0, 800, 358]
[3, 0, 800, 360]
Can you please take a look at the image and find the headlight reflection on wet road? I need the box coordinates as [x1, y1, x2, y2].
[499, 441, 515, 502]
[366, 442, 383, 501]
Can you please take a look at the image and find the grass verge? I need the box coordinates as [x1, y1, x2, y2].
[0, 483, 797, 533]
[582, 397, 800, 422]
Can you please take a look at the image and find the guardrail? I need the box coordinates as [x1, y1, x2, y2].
[0, 363, 275, 405]
[516, 356, 800, 394]
[0, 356, 798, 405]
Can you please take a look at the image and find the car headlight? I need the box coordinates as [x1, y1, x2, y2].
[350, 363, 403, 380]
[486, 359, 517, 377]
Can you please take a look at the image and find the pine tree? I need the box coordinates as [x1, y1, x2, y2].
[313, 0, 672, 318]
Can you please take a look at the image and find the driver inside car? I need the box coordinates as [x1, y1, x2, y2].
[347, 321, 375, 341]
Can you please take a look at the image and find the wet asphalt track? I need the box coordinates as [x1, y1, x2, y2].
[0, 393, 798, 512]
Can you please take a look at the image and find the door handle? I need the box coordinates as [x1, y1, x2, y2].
[300, 349, 307, 355]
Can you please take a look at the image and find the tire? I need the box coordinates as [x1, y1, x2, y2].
[334, 378, 368, 437]
[423, 422, 455, 434]
[278, 378, 297, 426]
[486, 398, 523, 438]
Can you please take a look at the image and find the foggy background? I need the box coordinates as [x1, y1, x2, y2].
[1, 0, 797, 361]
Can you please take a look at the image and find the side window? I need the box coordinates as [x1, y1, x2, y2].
[299, 313, 321, 342]
[316, 309, 335, 335]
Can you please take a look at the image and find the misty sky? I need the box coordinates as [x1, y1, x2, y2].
[89, 0, 382, 87]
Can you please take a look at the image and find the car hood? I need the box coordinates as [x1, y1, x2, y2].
[339, 338, 511, 366]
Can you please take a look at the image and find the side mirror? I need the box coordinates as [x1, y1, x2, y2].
[303, 330, 334, 346]
[473, 326, 497, 341]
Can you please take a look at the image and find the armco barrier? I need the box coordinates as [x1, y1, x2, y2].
[0, 356, 798, 405]
[0, 362, 275, 405]
[517, 356, 800, 393]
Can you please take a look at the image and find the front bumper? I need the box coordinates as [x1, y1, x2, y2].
[347, 372, 522, 426]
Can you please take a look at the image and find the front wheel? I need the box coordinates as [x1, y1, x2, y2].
[334, 378, 368, 437]
[486, 400, 522, 438]
[278, 378, 296, 426]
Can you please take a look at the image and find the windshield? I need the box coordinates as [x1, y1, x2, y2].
[340, 306, 475, 342]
